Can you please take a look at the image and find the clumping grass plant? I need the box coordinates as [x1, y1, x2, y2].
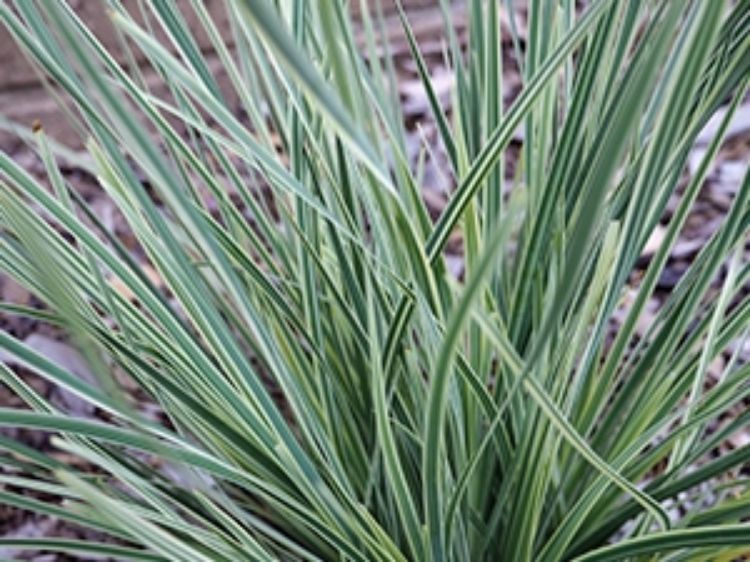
[0, 0, 749, 560]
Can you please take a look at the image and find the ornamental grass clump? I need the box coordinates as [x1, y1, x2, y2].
[1, 0, 749, 560]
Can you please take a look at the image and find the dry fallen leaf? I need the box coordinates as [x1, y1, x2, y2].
[727, 429, 750, 450]
[21, 333, 98, 416]
[642, 225, 667, 258]
[1, 276, 31, 306]
[21, 334, 95, 381]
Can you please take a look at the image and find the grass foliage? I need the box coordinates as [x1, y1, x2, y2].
[1, 0, 750, 560]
